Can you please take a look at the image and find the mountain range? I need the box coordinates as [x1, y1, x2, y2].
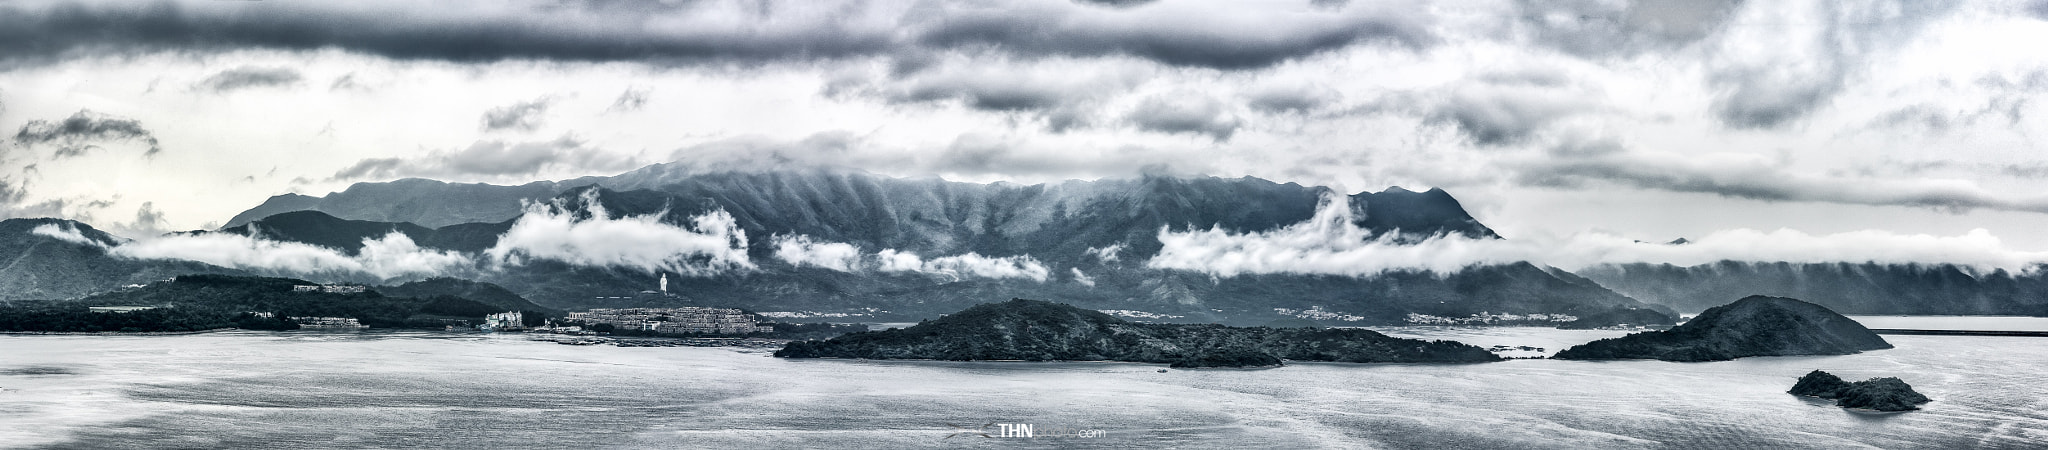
[24, 162, 2048, 324]
[0, 165, 1676, 325]
[1577, 261, 2048, 315]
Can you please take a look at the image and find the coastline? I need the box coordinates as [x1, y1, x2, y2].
[0, 328, 239, 336]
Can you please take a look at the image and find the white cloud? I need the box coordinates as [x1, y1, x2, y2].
[1148, 193, 1521, 277]
[1070, 267, 1097, 287]
[482, 191, 754, 275]
[1148, 192, 2048, 277]
[871, 249, 1049, 281]
[771, 234, 862, 272]
[875, 249, 926, 273]
[1086, 243, 1125, 263]
[30, 223, 111, 248]
[917, 252, 1052, 282]
[111, 231, 470, 280]
[766, 234, 1052, 281]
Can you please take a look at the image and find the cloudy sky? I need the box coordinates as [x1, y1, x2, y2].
[3, 0, 2048, 259]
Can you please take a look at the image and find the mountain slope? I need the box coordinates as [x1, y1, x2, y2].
[1578, 261, 2048, 315]
[210, 168, 1656, 323]
[221, 210, 513, 254]
[225, 178, 567, 228]
[0, 218, 243, 302]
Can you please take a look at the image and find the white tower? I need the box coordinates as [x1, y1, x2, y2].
[660, 273, 668, 295]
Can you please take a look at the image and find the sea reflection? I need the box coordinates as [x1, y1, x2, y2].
[4, 324, 2046, 449]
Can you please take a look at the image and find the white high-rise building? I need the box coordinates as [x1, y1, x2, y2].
[660, 273, 668, 295]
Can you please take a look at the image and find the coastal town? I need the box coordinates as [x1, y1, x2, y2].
[566, 307, 775, 335]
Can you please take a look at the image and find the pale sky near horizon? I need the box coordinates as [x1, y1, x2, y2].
[4, 0, 2048, 260]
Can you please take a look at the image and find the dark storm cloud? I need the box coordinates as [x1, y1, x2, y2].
[1515, 0, 1961, 130]
[0, 0, 1427, 71]
[1515, 0, 1745, 58]
[2003, 163, 2048, 179]
[1245, 83, 1337, 113]
[1125, 94, 1241, 141]
[1708, 66, 1846, 130]
[331, 158, 404, 180]
[660, 131, 873, 173]
[333, 136, 637, 181]
[195, 66, 301, 92]
[1862, 70, 2045, 134]
[12, 110, 162, 158]
[0, 179, 69, 219]
[1705, 1, 1960, 129]
[1072, 0, 1159, 7]
[1864, 99, 2027, 134]
[0, 0, 896, 66]
[652, 131, 1187, 178]
[857, 60, 1151, 131]
[925, 133, 1171, 177]
[102, 201, 173, 238]
[482, 98, 551, 131]
[1506, 140, 2048, 214]
[1362, 67, 1601, 146]
[915, 3, 1433, 70]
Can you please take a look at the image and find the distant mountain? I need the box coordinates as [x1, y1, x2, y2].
[222, 211, 436, 254]
[222, 210, 510, 254]
[773, 299, 1501, 366]
[232, 169, 1498, 252]
[225, 178, 568, 228]
[1553, 296, 1892, 362]
[189, 168, 1660, 323]
[0, 218, 242, 302]
[1577, 261, 2048, 315]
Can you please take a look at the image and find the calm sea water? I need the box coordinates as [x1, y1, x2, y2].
[1845, 316, 2048, 332]
[4, 325, 2046, 449]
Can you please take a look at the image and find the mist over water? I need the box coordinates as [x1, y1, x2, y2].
[3, 328, 2046, 449]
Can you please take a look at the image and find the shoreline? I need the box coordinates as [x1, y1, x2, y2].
[0, 328, 239, 336]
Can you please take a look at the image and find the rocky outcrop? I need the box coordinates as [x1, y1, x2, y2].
[1553, 296, 1891, 362]
[1787, 370, 1852, 398]
[1789, 370, 1931, 412]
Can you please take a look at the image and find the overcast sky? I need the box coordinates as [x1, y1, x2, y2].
[3, 0, 2048, 257]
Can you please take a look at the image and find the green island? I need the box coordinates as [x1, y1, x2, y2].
[775, 298, 1500, 367]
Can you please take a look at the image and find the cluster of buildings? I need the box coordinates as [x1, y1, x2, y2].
[1404, 312, 1579, 326]
[567, 307, 774, 335]
[291, 316, 367, 329]
[292, 284, 368, 294]
[480, 311, 524, 332]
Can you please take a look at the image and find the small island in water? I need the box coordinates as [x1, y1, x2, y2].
[1553, 295, 1892, 362]
[1789, 370, 1931, 412]
[774, 299, 1500, 367]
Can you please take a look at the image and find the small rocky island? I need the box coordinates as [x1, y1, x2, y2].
[774, 299, 1500, 367]
[1789, 370, 1931, 411]
[1552, 295, 1891, 362]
